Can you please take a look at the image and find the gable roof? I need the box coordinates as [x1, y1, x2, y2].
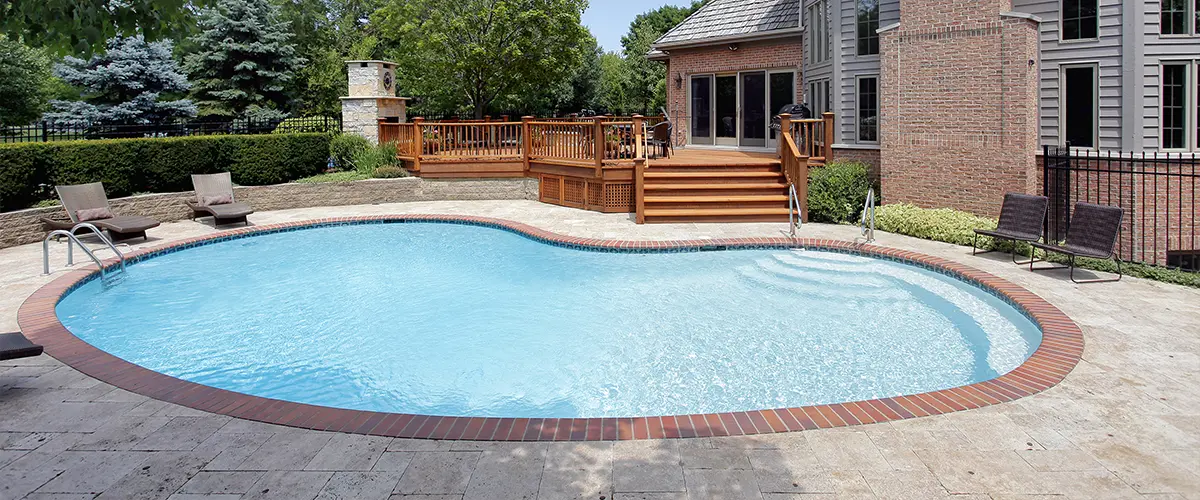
[652, 0, 801, 49]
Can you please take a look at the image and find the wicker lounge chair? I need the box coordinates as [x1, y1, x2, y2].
[41, 183, 161, 241]
[0, 332, 43, 361]
[187, 172, 253, 226]
[1030, 202, 1124, 283]
[972, 193, 1049, 264]
[647, 121, 673, 159]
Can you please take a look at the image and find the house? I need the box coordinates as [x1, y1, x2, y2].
[651, 0, 1200, 216]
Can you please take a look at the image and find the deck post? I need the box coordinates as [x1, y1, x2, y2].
[522, 116, 533, 175]
[635, 159, 646, 224]
[412, 117, 424, 172]
[822, 112, 835, 162]
[592, 117, 605, 178]
[777, 113, 791, 160]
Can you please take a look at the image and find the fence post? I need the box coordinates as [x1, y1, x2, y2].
[412, 117, 424, 173]
[522, 116, 533, 175]
[822, 112, 835, 161]
[593, 116, 605, 178]
[42, 121, 49, 142]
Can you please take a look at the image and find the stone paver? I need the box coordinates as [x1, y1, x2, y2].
[1, 200, 1199, 499]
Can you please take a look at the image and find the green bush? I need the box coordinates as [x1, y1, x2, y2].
[0, 133, 330, 211]
[807, 160, 873, 223]
[295, 171, 372, 183]
[350, 141, 401, 176]
[329, 134, 372, 170]
[272, 117, 341, 134]
[372, 165, 407, 178]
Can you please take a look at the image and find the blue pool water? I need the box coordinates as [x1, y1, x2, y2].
[57, 222, 1041, 418]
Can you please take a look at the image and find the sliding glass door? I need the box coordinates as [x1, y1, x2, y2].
[689, 76, 712, 145]
[690, 70, 795, 149]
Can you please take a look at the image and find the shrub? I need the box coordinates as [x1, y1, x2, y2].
[350, 141, 401, 176]
[295, 171, 372, 183]
[273, 117, 341, 134]
[329, 134, 371, 170]
[807, 160, 873, 223]
[372, 165, 407, 178]
[0, 133, 330, 211]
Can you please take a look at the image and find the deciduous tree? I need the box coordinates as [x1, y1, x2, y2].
[2, 0, 203, 55]
[0, 39, 55, 126]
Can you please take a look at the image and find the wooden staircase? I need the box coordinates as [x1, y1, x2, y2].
[640, 161, 796, 223]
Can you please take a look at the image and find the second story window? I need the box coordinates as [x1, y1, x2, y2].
[807, 0, 830, 65]
[1061, 0, 1099, 40]
[1161, 0, 1199, 35]
[857, 0, 879, 55]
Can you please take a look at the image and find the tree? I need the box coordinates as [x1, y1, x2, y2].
[0, 39, 55, 126]
[275, 0, 387, 115]
[619, 1, 707, 113]
[184, 0, 307, 119]
[43, 35, 196, 124]
[2, 0, 204, 56]
[596, 52, 629, 115]
[374, 0, 591, 119]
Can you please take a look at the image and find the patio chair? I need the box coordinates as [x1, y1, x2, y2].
[647, 121, 673, 159]
[1030, 202, 1124, 283]
[0, 332, 43, 361]
[187, 172, 254, 226]
[41, 182, 161, 241]
[972, 193, 1049, 264]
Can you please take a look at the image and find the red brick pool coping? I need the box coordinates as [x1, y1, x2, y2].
[18, 214, 1084, 441]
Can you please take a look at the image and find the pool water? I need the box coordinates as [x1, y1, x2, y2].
[57, 222, 1041, 418]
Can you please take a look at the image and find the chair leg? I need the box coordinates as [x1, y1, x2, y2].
[971, 233, 993, 256]
[1012, 242, 1041, 265]
[1069, 255, 1123, 284]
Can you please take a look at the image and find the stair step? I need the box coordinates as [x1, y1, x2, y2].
[643, 182, 788, 190]
[644, 171, 781, 179]
[643, 207, 797, 217]
[644, 195, 789, 203]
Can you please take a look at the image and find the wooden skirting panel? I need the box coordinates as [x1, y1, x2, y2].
[415, 160, 525, 178]
[538, 173, 632, 213]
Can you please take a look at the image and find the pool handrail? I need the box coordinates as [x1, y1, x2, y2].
[43, 223, 126, 278]
[788, 183, 802, 238]
[861, 187, 876, 243]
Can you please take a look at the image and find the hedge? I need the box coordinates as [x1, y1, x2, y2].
[0, 133, 330, 212]
[807, 160, 873, 224]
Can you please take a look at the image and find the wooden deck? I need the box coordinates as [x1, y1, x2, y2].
[647, 149, 779, 166]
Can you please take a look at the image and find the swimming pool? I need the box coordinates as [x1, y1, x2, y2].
[53, 219, 1043, 420]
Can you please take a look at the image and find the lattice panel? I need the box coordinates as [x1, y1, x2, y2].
[563, 178, 587, 206]
[604, 182, 633, 211]
[540, 174, 561, 202]
[588, 182, 603, 208]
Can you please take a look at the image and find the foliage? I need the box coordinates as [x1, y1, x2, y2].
[272, 117, 342, 134]
[276, 0, 386, 115]
[0, 40, 55, 126]
[350, 141, 401, 175]
[596, 52, 630, 114]
[329, 134, 372, 169]
[874, 203, 1200, 289]
[372, 165, 407, 178]
[0, 133, 329, 211]
[375, 0, 590, 119]
[2, 0, 205, 56]
[619, 1, 706, 114]
[295, 171, 372, 183]
[44, 35, 196, 125]
[184, 0, 307, 118]
[807, 161, 873, 224]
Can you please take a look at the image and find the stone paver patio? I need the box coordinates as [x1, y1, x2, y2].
[2, 200, 1198, 499]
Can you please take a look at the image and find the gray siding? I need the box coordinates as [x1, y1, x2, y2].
[1012, 0, 1125, 150]
[1139, 0, 1200, 151]
[833, 0, 897, 146]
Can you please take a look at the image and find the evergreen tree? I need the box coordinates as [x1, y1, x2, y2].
[0, 39, 55, 126]
[44, 35, 196, 124]
[184, 0, 306, 119]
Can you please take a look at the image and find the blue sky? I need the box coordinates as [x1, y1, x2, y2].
[583, 0, 694, 53]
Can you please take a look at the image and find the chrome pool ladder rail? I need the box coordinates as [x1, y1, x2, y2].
[43, 223, 127, 279]
[860, 187, 876, 243]
[787, 183, 802, 238]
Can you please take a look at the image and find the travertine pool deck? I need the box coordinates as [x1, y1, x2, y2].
[2, 200, 1198, 499]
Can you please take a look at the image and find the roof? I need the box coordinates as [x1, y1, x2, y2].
[652, 0, 800, 49]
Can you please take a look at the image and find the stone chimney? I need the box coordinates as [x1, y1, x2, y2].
[340, 60, 410, 144]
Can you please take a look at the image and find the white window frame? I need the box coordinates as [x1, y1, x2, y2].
[1059, 62, 1100, 150]
[1159, 0, 1200, 36]
[1160, 60, 1200, 152]
[855, 75, 880, 144]
[1059, 0, 1100, 42]
[806, 0, 830, 66]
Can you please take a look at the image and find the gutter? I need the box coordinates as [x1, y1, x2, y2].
[651, 27, 805, 52]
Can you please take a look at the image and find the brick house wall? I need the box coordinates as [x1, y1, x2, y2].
[879, 0, 1040, 218]
[663, 37, 804, 148]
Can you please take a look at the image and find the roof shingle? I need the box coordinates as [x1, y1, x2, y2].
[653, 0, 800, 48]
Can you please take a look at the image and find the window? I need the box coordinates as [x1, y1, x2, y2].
[1162, 63, 1190, 149]
[857, 76, 879, 143]
[808, 79, 831, 115]
[1061, 0, 1098, 40]
[1062, 65, 1097, 148]
[856, 0, 879, 55]
[1160, 0, 1200, 34]
[807, 1, 830, 65]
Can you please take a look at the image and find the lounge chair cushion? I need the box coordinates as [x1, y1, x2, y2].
[200, 194, 234, 207]
[76, 207, 115, 222]
[0, 332, 43, 361]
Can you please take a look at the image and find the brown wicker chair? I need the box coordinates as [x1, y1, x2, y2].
[972, 193, 1049, 264]
[1030, 202, 1124, 283]
[647, 121, 672, 159]
[187, 172, 254, 226]
[41, 182, 161, 241]
[0, 332, 43, 361]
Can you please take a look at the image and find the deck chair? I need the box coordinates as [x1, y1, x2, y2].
[972, 193, 1049, 264]
[187, 172, 254, 226]
[0, 332, 43, 361]
[647, 121, 673, 159]
[1030, 202, 1124, 283]
[41, 182, 161, 241]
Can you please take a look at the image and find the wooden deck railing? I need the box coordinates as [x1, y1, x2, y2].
[783, 112, 835, 164]
[778, 123, 810, 223]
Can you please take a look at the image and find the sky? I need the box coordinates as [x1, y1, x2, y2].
[583, 0, 694, 53]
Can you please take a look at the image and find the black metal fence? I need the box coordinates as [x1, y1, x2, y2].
[1043, 145, 1200, 271]
[0, 115, 342, 143]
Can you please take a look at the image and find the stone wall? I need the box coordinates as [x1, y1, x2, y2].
[342, 99, 381, 143]
[879, 1, 1040, 218]
[0, 177, 539, 249]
